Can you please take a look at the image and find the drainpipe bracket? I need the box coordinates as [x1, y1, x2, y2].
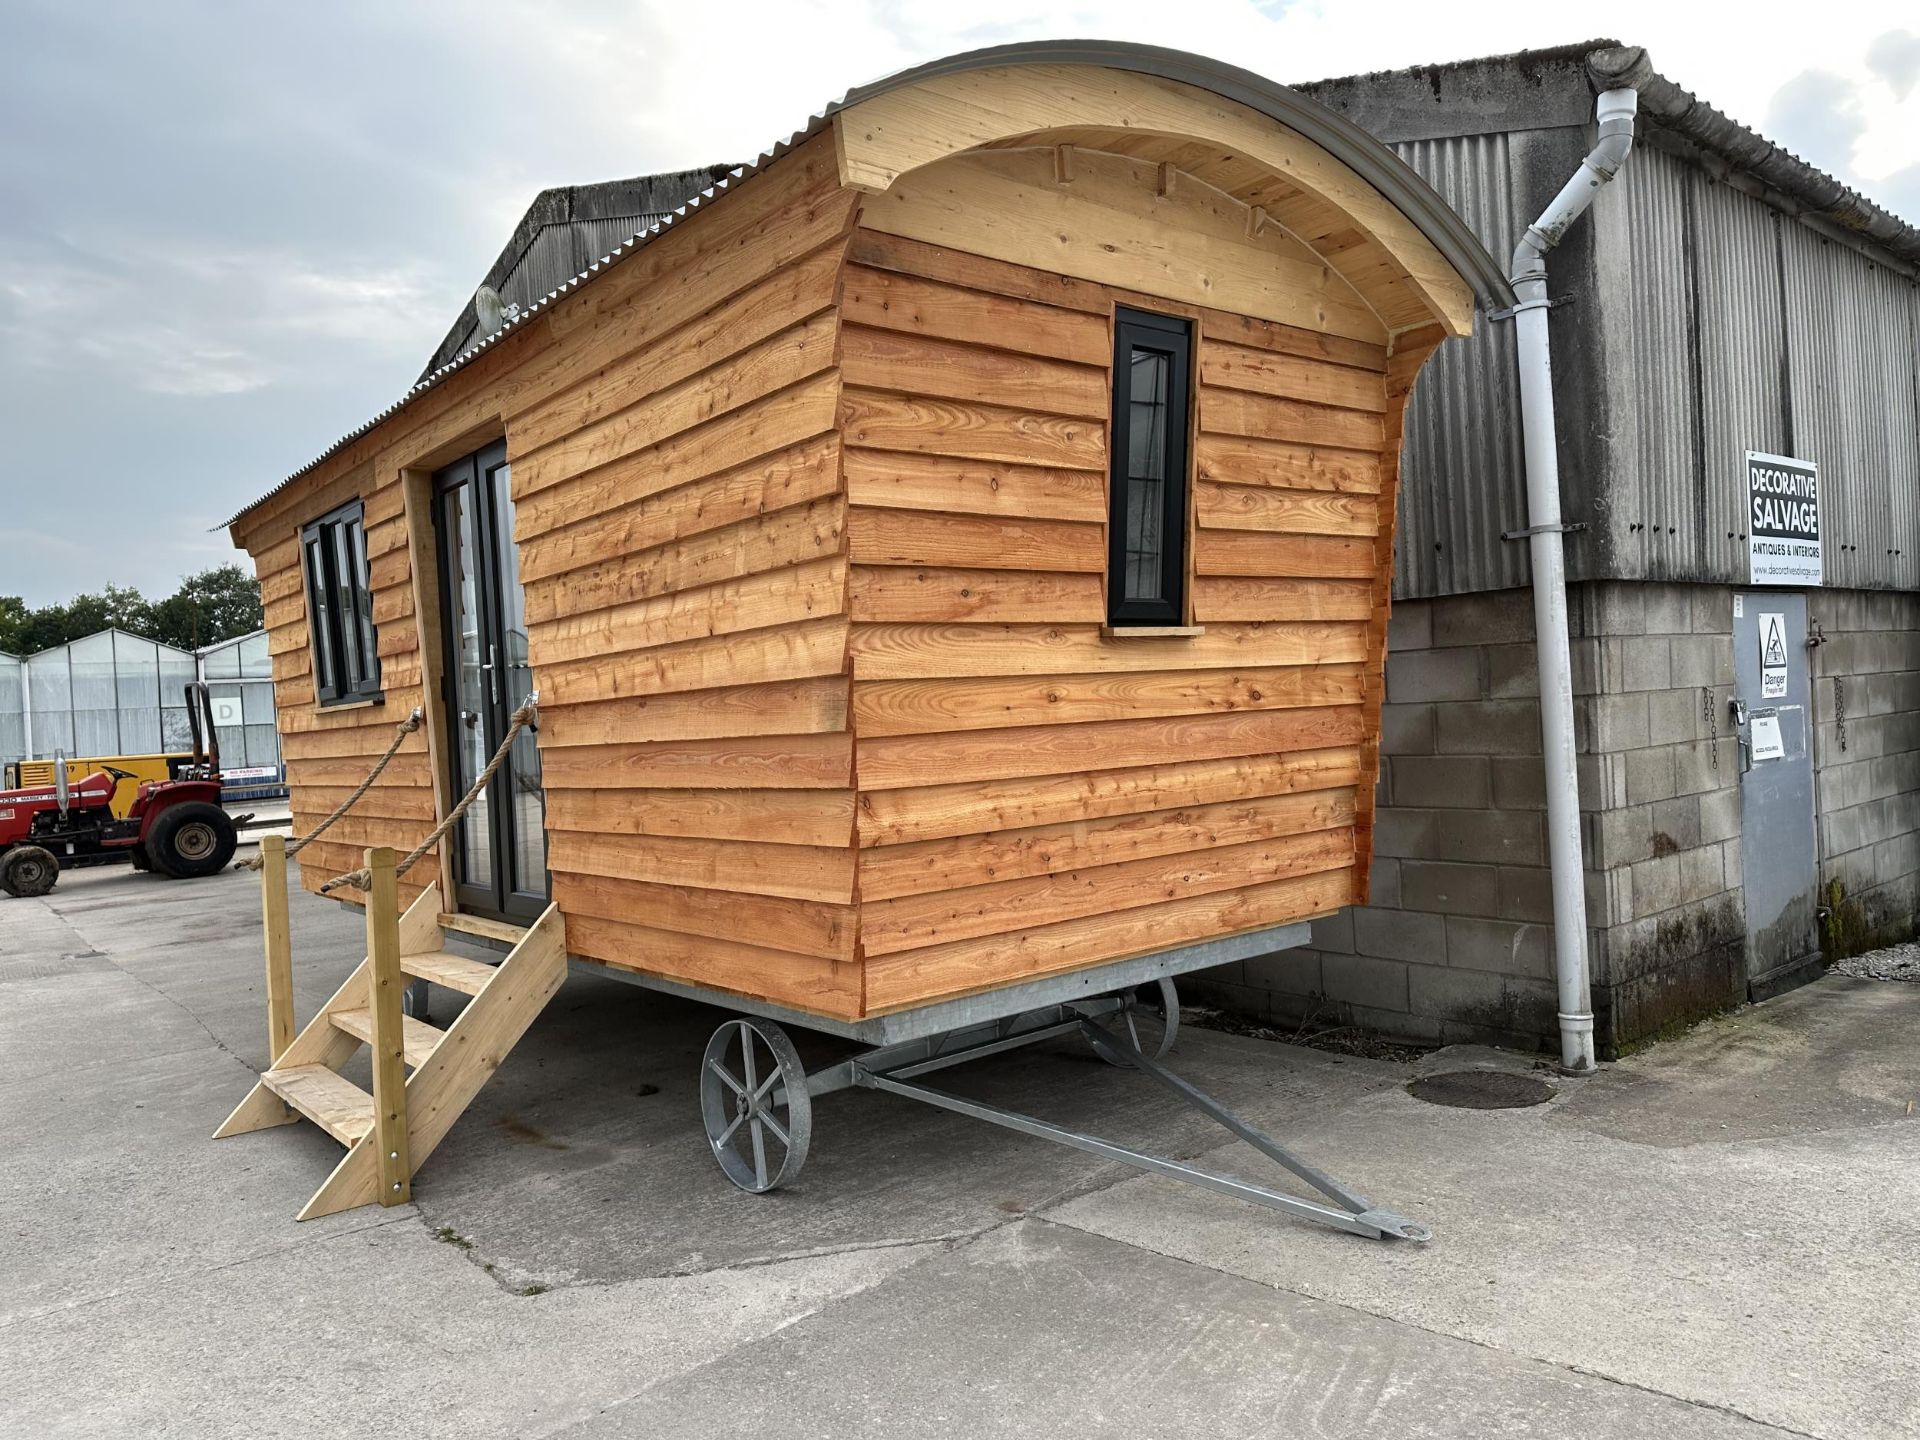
[1502, 522, 1588, 542]
[1486, 294, 1574, 323]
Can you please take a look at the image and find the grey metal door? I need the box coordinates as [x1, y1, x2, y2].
[1732, 592, 1819, 996]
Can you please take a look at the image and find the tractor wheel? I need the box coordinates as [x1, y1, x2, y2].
[1, 845, 59, 899]
[148, 803, 238, 879]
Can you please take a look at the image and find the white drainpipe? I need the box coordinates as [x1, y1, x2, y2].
[1511, 87, 1639, 1073]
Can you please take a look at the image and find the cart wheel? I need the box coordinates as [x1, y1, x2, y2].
[700, 1018, 812, 1194]
[1097, 978, 1180, 1064]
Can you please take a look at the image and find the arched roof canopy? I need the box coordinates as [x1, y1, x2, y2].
[828, 44, 1502, 341]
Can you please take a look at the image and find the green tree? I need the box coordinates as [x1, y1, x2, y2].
[0, 595, 28, 655]
[57, 584, 156, 643]
[147, 565, 263, 650]
[0, 566, 260, 654]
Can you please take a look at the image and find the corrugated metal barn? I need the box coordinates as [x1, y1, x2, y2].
[1194, 42, 1920, 1056]
[418, 166, 736, 379]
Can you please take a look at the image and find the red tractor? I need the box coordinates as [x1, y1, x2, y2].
[0, 683, 240, 898]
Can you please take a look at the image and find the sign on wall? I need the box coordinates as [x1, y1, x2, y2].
[1758, 611, 1788, 699]
[211, 696, 244, 728]
[1746, 451, 1821, 587]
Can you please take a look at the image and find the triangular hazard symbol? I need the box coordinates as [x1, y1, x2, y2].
[1762, 616, 1787, 668]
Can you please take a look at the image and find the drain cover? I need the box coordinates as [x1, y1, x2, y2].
[1407, 1070, 1555, 1109]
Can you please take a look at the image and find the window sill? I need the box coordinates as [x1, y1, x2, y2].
[1102, 625, 1207, 639]
[314, 694, 385, 714]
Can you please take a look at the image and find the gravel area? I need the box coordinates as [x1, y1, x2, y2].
[1832, 940, 1920, 983]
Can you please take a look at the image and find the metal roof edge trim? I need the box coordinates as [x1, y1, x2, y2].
[1588, 46, 1920, 272]
[224, 39, 1506, 531]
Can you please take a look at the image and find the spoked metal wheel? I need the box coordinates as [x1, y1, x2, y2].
[700, 1018, 812, 1193]
[1096, 978, 1180, 1064]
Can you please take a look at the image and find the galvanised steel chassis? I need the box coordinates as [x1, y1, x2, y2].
[573, 920, 1433, 1243]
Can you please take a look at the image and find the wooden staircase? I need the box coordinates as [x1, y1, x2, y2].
[215, 845, 565, 1220]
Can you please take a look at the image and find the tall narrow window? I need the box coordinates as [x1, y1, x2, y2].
[301, 499, 382, 704]
[1108, 307, 1193, 626]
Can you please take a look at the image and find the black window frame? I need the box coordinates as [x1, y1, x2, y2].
[1107, 306, 1194, 627]
[300, 498, 382, 706]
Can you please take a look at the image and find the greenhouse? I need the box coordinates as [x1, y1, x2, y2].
[0, 627, 282, 775]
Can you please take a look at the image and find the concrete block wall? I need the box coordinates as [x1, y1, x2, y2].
[1192, 580, 1920, 1058]
[1190, 588, 1569, 1053]
[1569, 583, 1744, 1046]
[1809, 591, 1920, 954]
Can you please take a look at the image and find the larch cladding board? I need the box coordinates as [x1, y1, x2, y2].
[841, 225, 1406, 1015]
[508, 133, 863, 1017]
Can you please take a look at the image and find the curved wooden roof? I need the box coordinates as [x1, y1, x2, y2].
[831, 43, 1504, 332]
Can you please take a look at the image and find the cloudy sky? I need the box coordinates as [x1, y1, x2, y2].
[3, 1, 1916, 609]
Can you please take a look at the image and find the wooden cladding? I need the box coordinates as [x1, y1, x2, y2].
[234, 135, 861, 955]
[233, 123, 1447, 1022]
[839, 223, 1400, 1013]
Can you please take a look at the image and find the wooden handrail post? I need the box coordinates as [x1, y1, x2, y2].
[260, 834, 295, 1064]
[364, 847, 411, 1206]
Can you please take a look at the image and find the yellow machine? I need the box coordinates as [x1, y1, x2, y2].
[3, 754, 187, 818]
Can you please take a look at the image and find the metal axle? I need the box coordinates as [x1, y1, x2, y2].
[842, 996, 1430, 1243]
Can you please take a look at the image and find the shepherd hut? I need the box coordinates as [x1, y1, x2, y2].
[219, 42, 1504, 1220]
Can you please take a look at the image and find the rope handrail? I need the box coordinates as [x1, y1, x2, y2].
[238, 707, 422, 870]
[321, 693, 539, 895]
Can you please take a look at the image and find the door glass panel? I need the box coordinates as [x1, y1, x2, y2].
[487, 458, 546, 895]
[444, 480, 493, 891]
[1124, 347, 1170, 603]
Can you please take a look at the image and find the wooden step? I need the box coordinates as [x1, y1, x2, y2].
[328, 1007, 444, 1068]
[261, 1064, 374, 1146]
[438, 912, 529, 947]
[401, 949, 497, 997]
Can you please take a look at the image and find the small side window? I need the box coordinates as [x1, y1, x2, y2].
[301, 500, 382, 704]
[1108, 307, 1193, 626]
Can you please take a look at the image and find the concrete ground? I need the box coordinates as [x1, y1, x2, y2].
[2, 859, 1917, 1439]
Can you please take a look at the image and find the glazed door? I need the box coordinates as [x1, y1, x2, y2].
[434, 442, 548, 922]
